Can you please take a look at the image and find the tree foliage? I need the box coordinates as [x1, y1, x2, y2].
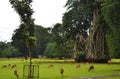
[51, 23, 66, 45]
[34, 25, 52, 57]
[8, 0, 120, 60]
[63, 0, 93, 39]
[9, 0, 33, 24]
[0, 42, 20, 57]
[12, 24, 29, 58]
[62, 0, 94, 58]
[102, 0, 120, 58]
[10, 0, 35, 59]
[44, 42, 72, 59]
[63, 0, 111, 62]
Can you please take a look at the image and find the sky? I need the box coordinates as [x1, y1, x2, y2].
[0, 0, 67, 42]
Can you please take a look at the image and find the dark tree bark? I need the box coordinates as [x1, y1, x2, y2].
[85, 1, 110, 63]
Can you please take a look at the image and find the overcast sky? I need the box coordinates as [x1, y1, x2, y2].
[0, 0, 67, 42]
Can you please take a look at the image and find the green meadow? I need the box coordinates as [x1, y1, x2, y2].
[0, 58, 120, 79]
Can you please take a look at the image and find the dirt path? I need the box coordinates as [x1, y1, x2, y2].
[72, 74, 120, 79]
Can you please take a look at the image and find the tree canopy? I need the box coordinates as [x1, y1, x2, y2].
[6, 0, 120, 61]
[102, 0, 120, 58]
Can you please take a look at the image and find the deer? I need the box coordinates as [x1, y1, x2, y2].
[60, 68, 64, 76]
[88, 65, 94, 71]
[60, 67, 64, 79]
[11, 64, 17, 68]
[48, 64, 54, 68]
[76, 64, 80, 68]
[1, 65, 7, 69]
[14, 70, 19, 78]
[8, 64, 11, 67]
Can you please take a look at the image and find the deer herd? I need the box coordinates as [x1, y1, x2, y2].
[48, 63, 94, 77]
[1, 63, 94, 78]
[1, 64, 18, 78]
[1, 64, 17, 69]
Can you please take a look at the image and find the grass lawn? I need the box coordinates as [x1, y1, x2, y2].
[0, 58, 120, 79]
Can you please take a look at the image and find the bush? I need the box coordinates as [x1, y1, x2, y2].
[75, 51, 86, 62]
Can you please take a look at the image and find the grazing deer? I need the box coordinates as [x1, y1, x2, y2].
[76, 64, 80, 68]
[8, 64, 11, 67]
[48, 64, 54, 68]
[11, 64, 16, 68]
[1, 65, 7, 69]
[14, 70, 19, 78]
[60, 67, 64, 79]
[60, 68, 64, 75]
[88, 65, 94, 71]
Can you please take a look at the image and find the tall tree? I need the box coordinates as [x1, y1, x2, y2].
[86, 0, 110, 62]
[63, 0, 110, 62]
[9, 0, 35, 78]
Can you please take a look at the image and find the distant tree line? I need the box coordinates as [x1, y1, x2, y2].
[0, 41, 21, 58]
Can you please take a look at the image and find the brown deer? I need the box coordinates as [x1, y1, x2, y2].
[76, 64, 80, 68]
[1, 65, 7, 69]
[60, 67, 64, 79]
[14, 70, 19, 78]
[60, 68, 64, 75]
[48, 64, 54, 68]
[11, 64, 16, 68]
[8, 64, 11, 67]
[88, 65, 94, 71]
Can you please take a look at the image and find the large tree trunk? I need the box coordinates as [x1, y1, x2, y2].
[85, 1, 110, 63]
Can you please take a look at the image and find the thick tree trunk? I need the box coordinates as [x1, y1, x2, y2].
[85, 1, 110, 63]
[86, 25, 110, 62]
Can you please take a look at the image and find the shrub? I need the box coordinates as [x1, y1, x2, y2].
[75, 51, 86, 62]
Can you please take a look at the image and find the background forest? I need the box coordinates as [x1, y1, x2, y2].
[0, 0, 120, 62]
